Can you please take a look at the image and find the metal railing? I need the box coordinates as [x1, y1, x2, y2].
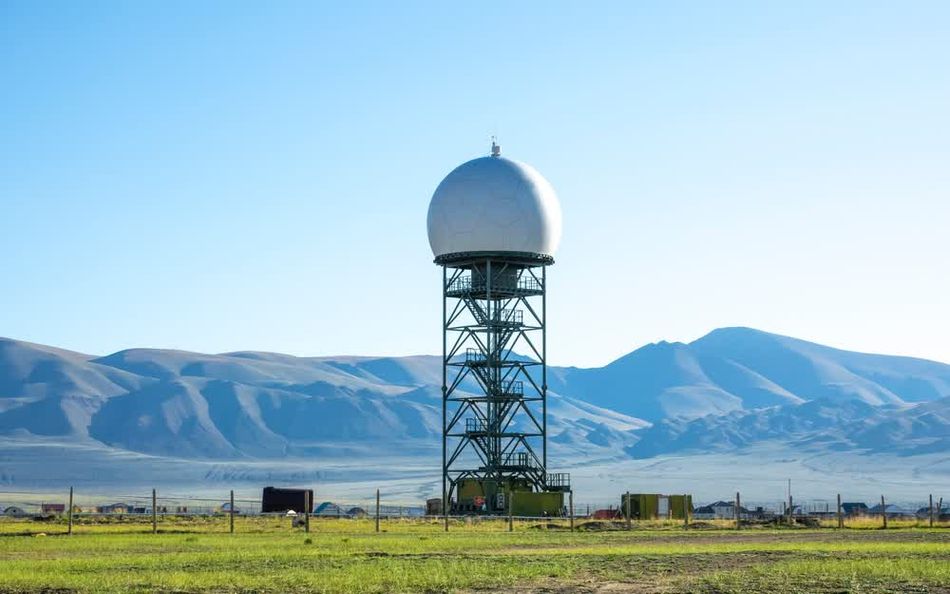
[465, 418, 486, 433]
[448, 276, 542, 294]
[498, 380, 524, 397]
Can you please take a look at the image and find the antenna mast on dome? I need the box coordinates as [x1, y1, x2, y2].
[490, 136, 501, 157]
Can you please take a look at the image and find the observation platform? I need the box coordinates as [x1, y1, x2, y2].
[446, 275, 543, 300]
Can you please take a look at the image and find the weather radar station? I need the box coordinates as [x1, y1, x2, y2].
[427, 141, 570, 517]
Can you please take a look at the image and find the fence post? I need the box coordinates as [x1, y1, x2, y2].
[569, 491, 574, 532]
[625, 491, 631, 530]
[229, 490, 235, 534]
[67, 486, 74, 536]
[929, 494, 934, 528]
[508, 490, 514, 532]
[683, 494, 689, 530]
[375, 489, 380, 533]
[837, 493, 843, 529]
[788, 494, 793, 526]
[735, 491, 741, 530]
[881, 495, 887, 529]
[304, 490, 310, 533]
[151, 489, 157, 534]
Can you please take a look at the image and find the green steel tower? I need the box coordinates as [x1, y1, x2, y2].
[427, 142, 568, 515]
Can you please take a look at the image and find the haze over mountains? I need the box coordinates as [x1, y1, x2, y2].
[1, 327, 948, 496]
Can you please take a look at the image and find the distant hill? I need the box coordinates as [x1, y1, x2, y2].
[1, 328, 948, 479]
[0, 337, 644, 461]
[550, 327, 950, 421]
[627, 396, 950, 458]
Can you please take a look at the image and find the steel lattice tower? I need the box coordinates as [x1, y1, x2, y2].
[427, 142, 566, 516]
[439, 252, 566, 513]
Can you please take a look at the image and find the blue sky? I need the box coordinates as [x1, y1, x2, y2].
[1, 1, 948, 367]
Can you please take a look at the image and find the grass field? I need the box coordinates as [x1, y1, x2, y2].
[0, 517, 947, 593]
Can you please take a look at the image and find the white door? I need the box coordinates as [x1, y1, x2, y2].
[658, 497, 669, 517]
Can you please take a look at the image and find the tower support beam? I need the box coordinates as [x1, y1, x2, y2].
[440, 252, 557, 514]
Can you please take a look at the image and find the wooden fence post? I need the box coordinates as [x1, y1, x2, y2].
[929, 494, 934, 528]
[837, 493, 843, 529]
[375, 489, 380, 533]
[735, 492, 741, 530]
[229, 490, 235, 534]
[508, 490, 514, 532]
[881, 495, 887, 529]
[788, 494, 794, 526]
[67, 487, 74, 536]
[625, 491, 631, 530]
[151, 489, 157, 534]
[683, 494, 689, 530]
[304, 490, 310, 533]
[568, 491, 574, 532]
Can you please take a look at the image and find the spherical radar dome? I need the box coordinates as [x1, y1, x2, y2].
[427, 144, 562, 263]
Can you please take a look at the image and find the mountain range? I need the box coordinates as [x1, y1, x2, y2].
[1, 327, 948, 495]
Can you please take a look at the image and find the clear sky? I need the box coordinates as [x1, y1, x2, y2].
[1, 1, 948, 367]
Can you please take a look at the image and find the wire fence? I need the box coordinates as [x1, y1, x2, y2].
[0, 487, 947, 535]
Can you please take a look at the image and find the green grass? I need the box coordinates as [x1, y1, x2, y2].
[701, 557, 950, 593]
[0, 518, 947, 592]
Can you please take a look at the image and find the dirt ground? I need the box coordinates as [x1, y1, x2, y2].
[474, 530, 950, 594]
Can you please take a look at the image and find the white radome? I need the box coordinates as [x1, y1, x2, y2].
[427, 144, 562, 261]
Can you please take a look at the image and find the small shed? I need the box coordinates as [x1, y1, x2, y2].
[841, 502, 869, 516]
[620, 494, 692, 520]
[261, 487, 314, 514]
[693, 501, 750, 520]
[97, 503, 129, 514]
[868, 503, 916, 518]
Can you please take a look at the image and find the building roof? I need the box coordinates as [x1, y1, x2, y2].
[314, 501, 343, 514]
[868, 503, 915, 514]
[695, 501, 751, 514]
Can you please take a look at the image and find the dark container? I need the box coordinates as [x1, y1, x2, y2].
[261, 487, 314, 513]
